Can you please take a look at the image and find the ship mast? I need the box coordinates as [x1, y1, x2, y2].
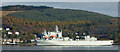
[44, 30, 48, 36]
[55, 25, 59, 32]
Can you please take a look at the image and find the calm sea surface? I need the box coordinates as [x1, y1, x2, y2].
[2, 45, 119, 50]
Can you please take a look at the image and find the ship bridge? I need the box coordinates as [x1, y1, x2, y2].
[41, 25, 62, 40]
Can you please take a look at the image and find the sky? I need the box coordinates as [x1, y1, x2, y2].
[1, 0, 120, 2]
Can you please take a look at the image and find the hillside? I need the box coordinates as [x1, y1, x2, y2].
[6, 7, 112, 25]
[2, 5, 53, 11]
[2, 5, 119, 43]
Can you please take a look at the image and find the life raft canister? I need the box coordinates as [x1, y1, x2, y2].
[51, 35, 57, 37]
[44, 36, 49, 38]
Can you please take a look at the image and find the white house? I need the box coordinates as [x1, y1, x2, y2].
[8, 32, 12, 34]
[6, 28, 10, 31]
[15, 32, 19, 35]
[0, 28, 2, 30]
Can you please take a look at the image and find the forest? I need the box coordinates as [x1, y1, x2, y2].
[1, 5, 120, 44]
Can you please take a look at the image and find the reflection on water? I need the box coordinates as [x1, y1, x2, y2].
[2, 45, 119, 50]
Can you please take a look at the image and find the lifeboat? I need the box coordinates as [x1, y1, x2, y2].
[51, 35, 56, 37]
[44, 36, 49, 38]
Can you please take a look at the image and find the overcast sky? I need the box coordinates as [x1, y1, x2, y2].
[1, 0, 120, 2]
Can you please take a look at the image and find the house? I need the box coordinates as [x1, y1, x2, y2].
[3, 39, 20, 43]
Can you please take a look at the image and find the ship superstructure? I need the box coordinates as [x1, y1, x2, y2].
[36, 25, 113, 46]
[40, 25, 62, 40]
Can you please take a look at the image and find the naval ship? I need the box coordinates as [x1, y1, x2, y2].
[36, 25, 113, 46]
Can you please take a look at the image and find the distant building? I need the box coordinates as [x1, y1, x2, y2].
[6, 28, 10, 31]
[8, 32, 12, 34]
[3, 39, 20, 43]
[0, 28, 2, 31]
[31, 39, 35, 42]
[15, 32, 19, 35]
